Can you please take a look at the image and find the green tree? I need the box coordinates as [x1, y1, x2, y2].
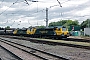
[49, 20, 79, 27]
[80, 19, 90, 30]
[5, 26, 10, 29]
[37, 26, 45, 28]
[30, 26, 45, 28]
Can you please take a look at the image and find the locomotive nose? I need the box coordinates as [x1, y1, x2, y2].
[63, 31, 69, 37]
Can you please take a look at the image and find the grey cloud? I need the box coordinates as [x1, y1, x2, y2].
[0, 0, 90, 28]
[47, 0, 90, 20]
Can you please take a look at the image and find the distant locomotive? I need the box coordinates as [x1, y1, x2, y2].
[0, 28, 5, 35]
[13, 27, 69, 39]
[13, 28, 27, 35]
[5, 29, 14, 35]
[0, 28, 14, 35]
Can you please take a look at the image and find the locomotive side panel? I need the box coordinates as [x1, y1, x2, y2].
[34, 28, 55, 35]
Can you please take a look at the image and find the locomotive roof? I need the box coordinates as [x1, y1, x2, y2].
[36, 27, 57, 30]
[49, 26, 66, 28]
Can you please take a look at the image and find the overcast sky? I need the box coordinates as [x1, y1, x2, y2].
[0, 0, 90, 28]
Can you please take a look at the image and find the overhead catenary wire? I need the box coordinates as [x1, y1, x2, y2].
[24, 0, 29, 5]
[10, 21, 15, 26]
[35, 0, 71, 12]
[0, 0, 4, 5]
[4, 0, 71, 20]
[2, 0, 54, 25]
[0, 0, 19, 15]
[8, 0, 71, 27]
[28, 20, 32, 26]
[3, 0, 81, 28]
[9, 0, 90, 28]
[49, 0, 90, 20]
[3, 0, 71, 17]
[18, 0, 71, 16]
[1, 1, 30, 16]
[5, 0, 71, 20]
[3, 0, 41, 19]
[0, 0, 25, 26]
[50, 0, 71, 8]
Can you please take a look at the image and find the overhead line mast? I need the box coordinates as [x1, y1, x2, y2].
[46, 8, 48, 28]
[46, 0, 62, 28]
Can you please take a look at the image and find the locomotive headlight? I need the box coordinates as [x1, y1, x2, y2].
[67, 33, 70, 36]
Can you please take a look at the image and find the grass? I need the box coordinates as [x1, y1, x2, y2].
[32, 38, 90, 47]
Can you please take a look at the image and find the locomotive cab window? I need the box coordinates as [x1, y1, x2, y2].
[62, 28, 66, 31]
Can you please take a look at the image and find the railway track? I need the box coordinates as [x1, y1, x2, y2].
[63, 38, 90, 43]
[0, 35, 90, 50]
[1, 35, 90, 43]
[29, 38, 90, 50]
[0, 45, 22, 60]
[0, 38, 69, 60]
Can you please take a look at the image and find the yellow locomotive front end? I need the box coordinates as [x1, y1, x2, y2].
[54, 27, 69, 38]
[13, 29, 17, 34]
[62, 28, 69, 37]
[26, 27, 36, 35]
